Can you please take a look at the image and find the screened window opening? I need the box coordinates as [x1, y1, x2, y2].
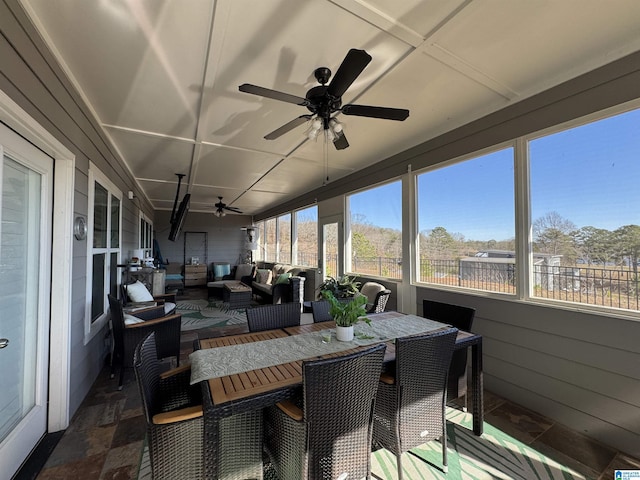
[529, 107, 640, 311]
[347, 180, 402, 279]
[416, 148, 515, 293]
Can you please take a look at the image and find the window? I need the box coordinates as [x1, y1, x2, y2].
[86, 165, 121, 342]
[277, 213, 291, 264]
[529, 106, 640, 311]
[347, 180, 402, 279]
[294, 206, 318, 267]
[416, 147, 515, 293]
[139, 214, 153, 259]
[254, 220, 265, 262]
[264, 218, 276, 261]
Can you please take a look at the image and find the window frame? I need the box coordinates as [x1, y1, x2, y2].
[521, 99, 640, 316]
[412, 99, 640, 318]
[345, 177, 403, 281]
[139, 212, 153, 259]
[293, 205, 318, 267]
[85, 163, 122, 343]
[413, 142, 516, 295]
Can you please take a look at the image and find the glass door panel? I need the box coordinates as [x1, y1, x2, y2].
[0, 124, 52, 477]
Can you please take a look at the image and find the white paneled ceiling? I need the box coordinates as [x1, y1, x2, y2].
[21, 0, 640, 217]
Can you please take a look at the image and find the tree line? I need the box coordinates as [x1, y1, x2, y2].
[421, 211, 640, 276]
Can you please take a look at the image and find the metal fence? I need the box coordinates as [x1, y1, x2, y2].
[419, 258, 640, 310]
[351, 256, 402, 279]
[284, 252, 640, 310]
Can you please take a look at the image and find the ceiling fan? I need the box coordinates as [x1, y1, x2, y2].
[213, 197, 242, 217]
[239, 48, 409, 150]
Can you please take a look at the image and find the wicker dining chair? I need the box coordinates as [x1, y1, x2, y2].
[134, 332, 204, 480]
[246, 302, 301, 332]
[423, 299, 476, 410]
[310, 300, 332, 323]
[108, 294, 181, 389]
[264, 343, 386, 480]
[310, 298, 355, 322]
[372, 327, 458, 478]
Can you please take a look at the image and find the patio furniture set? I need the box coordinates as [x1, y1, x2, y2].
[126, 300, 482, 480]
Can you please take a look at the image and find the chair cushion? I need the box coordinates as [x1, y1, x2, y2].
[360, 282, 385, 301]
[256, 268, 272, 285]
[123, 313, 144, 325]
[235, 264, 254, 280]
[164, 302, 176, 315]
[126, 281, 154, 302]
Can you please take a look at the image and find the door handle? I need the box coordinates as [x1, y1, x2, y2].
[0, 338, 8, 349]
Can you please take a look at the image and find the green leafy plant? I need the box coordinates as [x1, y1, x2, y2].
[318, 274, 361, 299]
[322, 290, 369, 327]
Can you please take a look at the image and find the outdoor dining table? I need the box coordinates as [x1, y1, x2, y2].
[190, 311, 483, 479]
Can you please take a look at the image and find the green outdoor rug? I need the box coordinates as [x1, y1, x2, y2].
[175, 299, 249, 331]
[137, 409, 592, 480]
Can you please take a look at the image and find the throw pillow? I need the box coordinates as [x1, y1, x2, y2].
[126, 280, 154, 302]
[257, 268, 272, 284]
[275, 272, 291, 285]
[123, 313, 144, 325]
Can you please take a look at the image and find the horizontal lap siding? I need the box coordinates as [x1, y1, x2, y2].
[416, 287, 640, 457]
[1, 0, 147, 418]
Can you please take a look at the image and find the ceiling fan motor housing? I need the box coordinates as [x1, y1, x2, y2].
[305, 85, 342, 117]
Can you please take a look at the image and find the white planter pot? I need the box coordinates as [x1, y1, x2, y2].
[336, 325, 354, 342]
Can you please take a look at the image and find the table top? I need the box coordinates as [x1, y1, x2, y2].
[223, 282, 251, 292]
[197, 311, 481, 406]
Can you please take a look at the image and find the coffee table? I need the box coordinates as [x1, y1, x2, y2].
[223, 282, 252, 309]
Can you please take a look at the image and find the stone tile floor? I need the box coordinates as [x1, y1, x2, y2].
[28, 288, 640, 480]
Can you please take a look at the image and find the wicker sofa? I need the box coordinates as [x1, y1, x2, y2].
[252, 263, 307, 304]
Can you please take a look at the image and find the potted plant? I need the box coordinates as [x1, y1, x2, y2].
[321, 290, 369, 341]
[318, 274, 361, 299]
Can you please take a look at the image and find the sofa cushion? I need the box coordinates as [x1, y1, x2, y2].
[126, 281, 154, 302]
[256, 268, 272, 285]
[235, 263, 255, 280]
[275, 272, 291, 285]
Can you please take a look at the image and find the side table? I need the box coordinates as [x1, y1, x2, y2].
[223, 282, 252, 309]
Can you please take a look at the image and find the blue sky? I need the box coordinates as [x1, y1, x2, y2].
[349, 106, 640, 241]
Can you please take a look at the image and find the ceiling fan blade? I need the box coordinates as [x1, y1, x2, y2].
[327, 49, 372, 99]
[341, 104, 409, 121]
[239, 83, 310, 106]
[264, 115, 312, 140]
[333, 132, 349, 150]
[224, 206, 243, 213]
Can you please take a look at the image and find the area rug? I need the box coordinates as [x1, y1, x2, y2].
[175, 299, 249, 331]
[137, 409, 592, 480]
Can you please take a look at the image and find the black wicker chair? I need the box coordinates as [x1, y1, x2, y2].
[310, 300, 332, 323]
[246, 302, 301, 332]
[264, 343, 386, 480]
[108, 294, 181, 389]
[423, 299, 476, 410]
[311, 298, 356, 323]
[368, 290, 391, 313]
[134, 332, 204, 480]
[372, 327, 458, 478]
[360, 282, 391, 313]
[120, 281, 177, 315]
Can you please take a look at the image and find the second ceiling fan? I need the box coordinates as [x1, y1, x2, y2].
[239, 48, 409, 150]
[213, 197, 242, 217]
